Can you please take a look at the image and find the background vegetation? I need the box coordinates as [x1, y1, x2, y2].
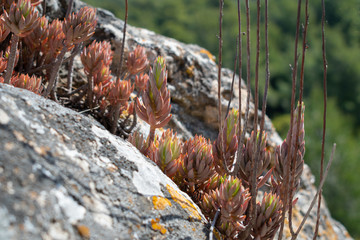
[82, 0, 360, 237]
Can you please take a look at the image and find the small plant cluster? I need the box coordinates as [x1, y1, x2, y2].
[0, 0, 150, 135]
[129, 57, 306, 239]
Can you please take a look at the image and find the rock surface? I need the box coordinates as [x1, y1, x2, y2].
[0, 0, 353, 239]
[0, 84, 211, 240]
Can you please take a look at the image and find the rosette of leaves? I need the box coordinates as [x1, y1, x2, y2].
[202, 176, 251, 239]
[0, 73, 42, 94]
[126, 45, 149, 75]
[179, 135, 215, 191]
[135, 56, 172, 142]
[128, 131, 149, 156]
[81, 40, 113, 107]
[273, 103, 305, 203]
[1, 0, 40, 84]
[63, 7, 97, 46]
[1, 0, 40, 37]
[134, 73, 149, 92]
[106, 79, 134, 107]
[212, 109, 239, 175]
[251, 192, 283, 240]
[148, 129, 182, 178]
[238, 131, 272, 187]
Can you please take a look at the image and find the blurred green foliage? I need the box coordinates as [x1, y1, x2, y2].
[83, 0, 360, 237]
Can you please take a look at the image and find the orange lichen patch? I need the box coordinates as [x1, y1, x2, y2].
[318, 217, 338, 240]
[166, 184, 202, 220]
[151, 218, 167, 235]
[186, 65, 195, 78]
[76, 224, 90, 238]
[152, 196, 172, 210]
[199, 49, 216, 62]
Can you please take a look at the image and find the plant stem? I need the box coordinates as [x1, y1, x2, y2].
[278, 0, 302, 239]
[42, 47, 67, 97]
[235, 0, 243, 175]
[117, 0, 128, 84]
[292, 144, 336, 240]
[4, 34, 19, 84]
[313, 0, 328, 238]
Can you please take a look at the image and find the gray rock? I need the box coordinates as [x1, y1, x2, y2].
[0, 84, 213, 240]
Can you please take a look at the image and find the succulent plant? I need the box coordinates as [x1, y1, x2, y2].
[126, 45, 149, 75]
[63, 7, 97, 46]
[180, 135, 215, 189]
[134, 73, 149, 92]
[238, 130, 271, 187]
[273, 103, 305, 203]
[148, 129, 182, 178]
[81, 40, 113, 107]
[40, 19, 65, 64]
[135, 56, 172, 142]
[106, 79, 134, 107]
[128, 131, 149, 156]
[81, 40, 113, 78]
[0, 73, 42, 94]
[251, 192, 283, 240]
[1, 0, 40, 37]
[212, 109, 239, 175]
[202, 176, 251, 239]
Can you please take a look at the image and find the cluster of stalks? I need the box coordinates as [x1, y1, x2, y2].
[130, 0, 334, 240]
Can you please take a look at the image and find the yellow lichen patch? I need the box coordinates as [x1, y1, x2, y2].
[152, 196, 172, 210]
[186, 65, 195, 77]
[76, 224, 90, 238]
[151, 218, 167, 235]
[199, 49, 216, 62]
[166, 184, 202, 220]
